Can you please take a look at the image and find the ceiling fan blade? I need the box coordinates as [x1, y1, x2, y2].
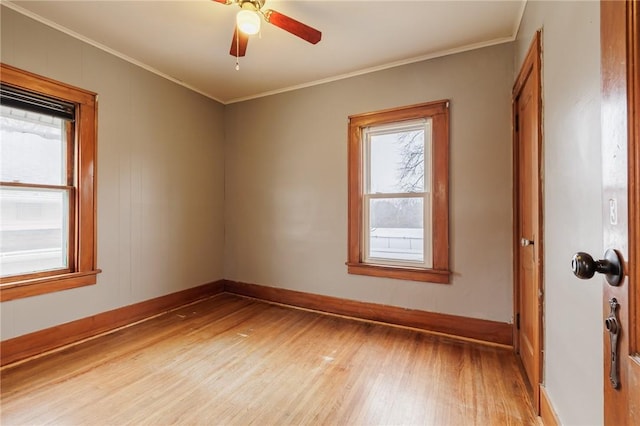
[230, 26, 249, 57]
[264, 10, 321, 45]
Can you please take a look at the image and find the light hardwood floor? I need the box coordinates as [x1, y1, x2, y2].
[1, 294, 537, 425]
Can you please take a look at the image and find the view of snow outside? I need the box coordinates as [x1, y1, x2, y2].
[366, 121, 429, 263]
[0, 106, 68, 277]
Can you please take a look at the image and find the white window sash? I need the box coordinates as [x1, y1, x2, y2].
[362, 193, 432, 268]
[361, 119, 433, 269]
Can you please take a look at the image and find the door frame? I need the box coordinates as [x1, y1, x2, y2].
[512, 30, 544, 414]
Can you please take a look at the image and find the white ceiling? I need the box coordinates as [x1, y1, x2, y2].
[4, 0, 526, 104]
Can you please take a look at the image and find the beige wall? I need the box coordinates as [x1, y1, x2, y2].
[224, 43, 515, 322]
[0, 7, 226, 340]
[516, 1, 603, 424]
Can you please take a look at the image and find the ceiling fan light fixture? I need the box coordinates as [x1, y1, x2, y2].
[237, 10, 260, 35]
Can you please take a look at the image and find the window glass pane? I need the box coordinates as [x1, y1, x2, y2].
[369, 126, 425, 194]
[368, 197, 423, 262]
[0, 105, 67, 185]
[0, 187, 69, 277]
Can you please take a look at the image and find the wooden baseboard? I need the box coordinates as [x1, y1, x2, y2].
[1, 279, 513, 367]
[539, 385, 560, 426]
[0, 280, 225, 367]
[223, 280, 513, 346]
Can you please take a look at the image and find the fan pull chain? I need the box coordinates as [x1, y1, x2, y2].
[235, 26, 240, 71]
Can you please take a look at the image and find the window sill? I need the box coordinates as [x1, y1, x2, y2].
[347, 262, 450, 284]
[0, 270, 102, 302]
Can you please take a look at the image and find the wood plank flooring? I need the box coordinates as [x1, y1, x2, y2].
[0, 294, 538, 425]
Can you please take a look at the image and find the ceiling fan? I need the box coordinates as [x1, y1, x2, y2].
[212, 0, 322, 58]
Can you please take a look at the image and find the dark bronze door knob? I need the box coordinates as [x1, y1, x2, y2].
[571, 249, 624, 286]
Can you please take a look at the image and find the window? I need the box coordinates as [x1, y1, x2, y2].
[0, 64, 100, 301]
[347, 101, 450, 283]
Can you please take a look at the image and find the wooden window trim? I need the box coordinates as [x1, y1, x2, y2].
[347, 100, 450, 283]
[0, 63, 100, 301]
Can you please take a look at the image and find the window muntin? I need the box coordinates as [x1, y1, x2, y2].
[362, 119, 432, 267]
[347, 100, 450, 283]
[0, 63, 100, 301]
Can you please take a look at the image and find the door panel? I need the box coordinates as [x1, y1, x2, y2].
[518, 73, 538, 393]
[513, 31, 543, 413]
[600, 1, 640, 424]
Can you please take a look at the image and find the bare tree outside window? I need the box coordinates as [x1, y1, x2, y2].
[397, 130, 425, 193]
[368, 128, 426, 230]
